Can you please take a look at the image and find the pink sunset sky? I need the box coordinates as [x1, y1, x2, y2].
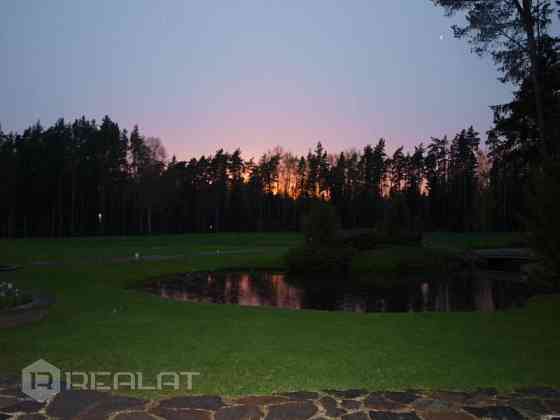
[1, 0, 523, 159]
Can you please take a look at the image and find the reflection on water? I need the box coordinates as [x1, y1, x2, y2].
[145, 271, 531, 313]
[158, 273, 304, 309]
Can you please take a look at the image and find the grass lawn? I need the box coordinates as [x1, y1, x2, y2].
[423, 231, 528, 251]
[351, 246, 455, 277]
[0, 232, 558, 397]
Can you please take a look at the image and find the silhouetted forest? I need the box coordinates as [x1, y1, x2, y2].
[0, 38, 558, 238]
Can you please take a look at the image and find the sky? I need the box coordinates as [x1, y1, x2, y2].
[0, 0, 550, 159]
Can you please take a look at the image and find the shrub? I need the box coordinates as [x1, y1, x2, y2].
[302, 201, 339, 247]
[335, 229, 422, 250]
[285, 244, 357, 276]
[349, 246, 461, 288]
[0, 282, 32, 310]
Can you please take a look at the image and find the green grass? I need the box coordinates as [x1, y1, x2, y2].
[0, 232, 558, 397]
[423, 231, 527, 251]
[351, 246, 455, 276]
[349, 246, 458, 287]
[0, 232, 302, 265]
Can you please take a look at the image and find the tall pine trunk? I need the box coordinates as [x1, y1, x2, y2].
[70, 171, 76, 236]
[516, 0, 547, 152]
[147, 206, 152, 234]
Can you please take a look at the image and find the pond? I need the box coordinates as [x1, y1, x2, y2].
[144, 270, 531, 313]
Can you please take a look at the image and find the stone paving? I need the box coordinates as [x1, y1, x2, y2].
[1, 377, 559, 420]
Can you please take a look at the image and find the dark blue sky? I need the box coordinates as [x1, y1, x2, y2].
[1, 1, 554, 158]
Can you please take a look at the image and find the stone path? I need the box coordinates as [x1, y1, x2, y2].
[1, 377, 559, 420]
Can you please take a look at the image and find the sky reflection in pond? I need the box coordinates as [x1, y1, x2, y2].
[145, 271, 530, 313]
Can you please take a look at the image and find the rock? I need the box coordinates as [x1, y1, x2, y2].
[384, 392, 418, 404]
[419, 412, 474, 420]
[0, 386, 28, 399]
[463, 391, 496, 406]
[150, 407, 212, 420]
[215, 405, 263, 420]
[365, 394, 402, 411]
[509, 398, 549, 416]
[405, 390, 424, 395]
[342, 399, 362, 410]
[265, 401, 318, 420]
[280, 391, 319, 401]
[463, 405, 524, 420]
[113, 413, 156, 420]
[0, 396, 18, 410]
[341, 412, 370, 420]
[430, 392, 470, 404]
[80, 396, 147, 419]
[158, 395, 225, 410]
[516, 387, 560, 399]
[319, 396, 345, 417]
[328, 407, 347, 417]
[14, 415, 49, 420]
[413, 398, 454, 412]
[319, 396, 337, 410]
[545, 399, 560, 412]
[1, 399, 44, 413]
[475, 388, 498, 397]
[325, 389, 369, 399]
[369, 412, 421, 420]
[0, 375, 18, 389]
[495, 394, 520, 404]
[46, 390, 109, 419]
[233, 396, 289, 406]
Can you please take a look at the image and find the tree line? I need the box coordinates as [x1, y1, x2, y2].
[0, 90, 553, 238]
[1, 28, 558, 237]
[1, 45, 557, 237]
[1, 1, 558, 238]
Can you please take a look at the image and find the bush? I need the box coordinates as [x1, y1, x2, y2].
[302, 201, 339, 247]
[349, 246, 461, 288]
[335, 229, 422, 250]
[285, 244, 357, 276]
[0, 282, 32, 310]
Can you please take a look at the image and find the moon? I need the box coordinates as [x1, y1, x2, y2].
[439, 34, 445, 41]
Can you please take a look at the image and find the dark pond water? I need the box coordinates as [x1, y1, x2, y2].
[144, 270, 531, 313]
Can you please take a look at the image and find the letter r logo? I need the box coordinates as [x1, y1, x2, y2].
[22, 359, 61, 402]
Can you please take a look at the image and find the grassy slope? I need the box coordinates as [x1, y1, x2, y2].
[0, 232, 558, 397]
